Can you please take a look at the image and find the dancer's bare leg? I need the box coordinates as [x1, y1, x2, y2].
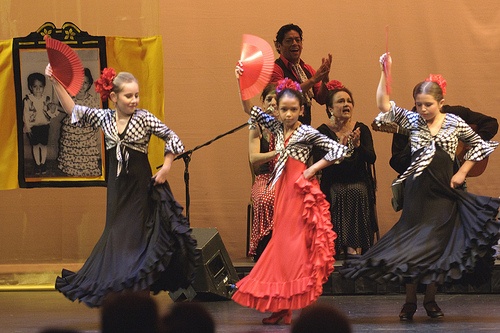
[405, 283, 417, 304]
[423, 282, 437, 304]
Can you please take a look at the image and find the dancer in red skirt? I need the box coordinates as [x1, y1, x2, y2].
[234, 64, 351, 325]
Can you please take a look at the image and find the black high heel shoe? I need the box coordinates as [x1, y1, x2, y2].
[399, 303, 417, 321]
[424, 301, 444, 318]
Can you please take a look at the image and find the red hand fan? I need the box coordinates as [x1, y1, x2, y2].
[44, 35, 84, 96]
[383, 26, 392, 94]
[238, 34, 274, 100]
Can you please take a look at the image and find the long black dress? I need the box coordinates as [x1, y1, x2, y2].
[314, 122, 377, 255]
[341, 103, 500, 286]
[55, 105, 198, 307]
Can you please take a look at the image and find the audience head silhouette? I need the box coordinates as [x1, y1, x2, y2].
[160, 302, 215, 333]
[101, 292, 159, 333]
[291, 303, 352, 333]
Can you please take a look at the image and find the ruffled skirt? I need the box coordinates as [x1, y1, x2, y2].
[55, 148, 199, 307]
[232, 158, 336, 312]
[341, 148, 500, 285]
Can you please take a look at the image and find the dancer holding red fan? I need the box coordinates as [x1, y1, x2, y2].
[45, 64, 198, 308]
[233, 61, 351, 324]
[342, 53, 500, 321]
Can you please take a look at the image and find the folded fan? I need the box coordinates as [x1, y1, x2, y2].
[44, 35, 84, 96]
[238, 34, 274, 100]
[383, 26, 392, 94]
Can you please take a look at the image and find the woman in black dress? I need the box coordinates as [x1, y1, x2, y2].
[314, 80, 377, 257]
[46, 65, 198, 307]
[342, 53, 500, 320]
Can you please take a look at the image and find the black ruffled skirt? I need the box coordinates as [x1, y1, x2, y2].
[341, 148, 500, 286]
[55, 147, 199, 307]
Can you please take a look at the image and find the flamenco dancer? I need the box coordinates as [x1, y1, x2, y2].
[233, 63, 351, 325]
[342, 53, 500, 320]
[45, 64, 198, 307]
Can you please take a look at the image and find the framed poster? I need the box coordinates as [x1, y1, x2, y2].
[13, 22, 108, 187]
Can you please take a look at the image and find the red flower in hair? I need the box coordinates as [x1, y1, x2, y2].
[276, 78, 302, 93]
[95, 67, 117, 101]
[325, 80, 344, 91]
[425, 74, 447, 95]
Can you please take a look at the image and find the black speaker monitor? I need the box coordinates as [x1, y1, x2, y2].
[191, 227, 239, 301]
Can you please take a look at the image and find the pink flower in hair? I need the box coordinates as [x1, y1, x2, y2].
[325, 80, 344, 91]
[95, 67, 117, 101]
[276, 78, 302, 93]
[425, 74, 447, 95]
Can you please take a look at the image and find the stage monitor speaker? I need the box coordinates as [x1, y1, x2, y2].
[190, 227, 239, 301]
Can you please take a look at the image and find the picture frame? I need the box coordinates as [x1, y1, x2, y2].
[13, 22, 108, 188]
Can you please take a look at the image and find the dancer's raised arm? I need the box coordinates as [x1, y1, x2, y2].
[376, 53, 392, 113]
[45, 64, 75, 115]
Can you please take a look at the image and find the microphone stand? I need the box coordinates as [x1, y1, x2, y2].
[157, 121, 249, 222]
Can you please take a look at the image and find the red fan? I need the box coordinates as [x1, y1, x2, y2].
[44, 35, 84, 96]
[383, 26, 392, 94]
[238, 34, 274, 100]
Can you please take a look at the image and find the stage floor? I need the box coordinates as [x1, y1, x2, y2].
[1, 291, 499, 332]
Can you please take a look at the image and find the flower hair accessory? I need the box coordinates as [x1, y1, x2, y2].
[425, 74, 447, 95]
[95, 67, 117, 101]
[276, 77, 302, 93]
[325, 80, 344, 91]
